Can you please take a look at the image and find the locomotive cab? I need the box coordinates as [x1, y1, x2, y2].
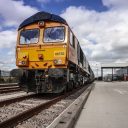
[16, 22, 68, 69]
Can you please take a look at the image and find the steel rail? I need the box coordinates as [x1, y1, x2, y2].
[0, 86, 20, 90]
[0, 87, 21, 94]
[0, 83, 18, 87]
[0, 94, 37, 107]
[0, 86, 88, 128]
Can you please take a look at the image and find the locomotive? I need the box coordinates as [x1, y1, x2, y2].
[16, 11, 94, 93]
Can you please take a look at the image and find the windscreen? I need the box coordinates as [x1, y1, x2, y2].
[44, 26, 65, 43]
[20, 29, 39, 44]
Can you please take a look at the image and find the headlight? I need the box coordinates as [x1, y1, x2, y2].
[18, 61, 26, 65]
[53, 59, 62, 65]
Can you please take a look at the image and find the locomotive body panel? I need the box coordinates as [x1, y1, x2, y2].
[69, 45, 78, 65]
[16, 46, 67, 69]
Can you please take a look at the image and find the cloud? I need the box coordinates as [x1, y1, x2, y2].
[0, 0, 39, 70]
[61, 6, 128, 63]
[102, 0, 128, 9]
[0, 0, 38, 27]
[61, 5, 128, 75]
[0, 30, 16, 48]
[0, 0, 128, 72]
[0, 29, 17, 70]
[0, 48, 16, 70]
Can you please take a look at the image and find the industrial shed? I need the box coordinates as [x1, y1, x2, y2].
[101, 63, 128, 81]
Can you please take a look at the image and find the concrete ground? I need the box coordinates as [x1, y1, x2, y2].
[75, 81, 128, 128]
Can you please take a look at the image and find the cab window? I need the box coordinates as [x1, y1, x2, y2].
[20, 29, 39, 44]
[70, 31, 75, 48]
[44, 26, 65, 43]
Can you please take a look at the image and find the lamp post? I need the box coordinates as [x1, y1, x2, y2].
[96, 64, 98, 80]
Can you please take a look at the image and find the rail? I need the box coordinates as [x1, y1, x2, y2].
[0, 86, 89, 128]
[0, 83, 18, 87]
[0, 94, 36, 107]
[0, 86, 21, 93]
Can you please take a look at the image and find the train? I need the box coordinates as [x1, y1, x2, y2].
[16, 11, 95, 93]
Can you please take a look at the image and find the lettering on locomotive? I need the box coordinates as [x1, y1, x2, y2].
[54, 51, 65, 57]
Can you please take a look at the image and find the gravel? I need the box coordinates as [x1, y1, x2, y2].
[0, 97, 49, 123]
[16, 87, 87, 128]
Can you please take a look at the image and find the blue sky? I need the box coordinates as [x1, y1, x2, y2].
[21, 0, 108, 13]
[0, 0, 128, 76]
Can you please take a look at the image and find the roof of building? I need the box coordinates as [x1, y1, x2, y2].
[101, 63, 128, 68]
[18, 11, 67, 30]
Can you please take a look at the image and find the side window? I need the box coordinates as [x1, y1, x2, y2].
[73, 35, 75, 48]
[75, 38, 78, 49]
[70, 31, 73, 46]
[77, 43, 80, 64]
[70, 31, 75, 48]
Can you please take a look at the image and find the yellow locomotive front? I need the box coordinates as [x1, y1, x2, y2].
[16, 22, 68, 69]
[16, 12, 69, 93]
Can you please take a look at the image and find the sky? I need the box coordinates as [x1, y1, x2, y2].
[0, 0, 128, 76]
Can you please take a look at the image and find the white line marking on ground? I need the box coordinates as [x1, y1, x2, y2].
[114, 89, 127, 95]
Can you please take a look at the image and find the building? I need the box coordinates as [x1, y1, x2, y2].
[101, 63, 128, 81]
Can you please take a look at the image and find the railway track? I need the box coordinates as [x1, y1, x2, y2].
[0, 83, 18, 88]
[0, 86, 90, 128]
[0, 83, 21, 93]
[0, 93, 36, 107]
[0, 86, 21, 94]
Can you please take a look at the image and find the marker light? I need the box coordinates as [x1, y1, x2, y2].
[38, 54, 43, 59]
[38, 21, 45, 27]
[53, 59, 62, 65]
[18, 61, 26, 65]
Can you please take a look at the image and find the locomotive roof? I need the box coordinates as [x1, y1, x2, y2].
[18, 11, 67, 30]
